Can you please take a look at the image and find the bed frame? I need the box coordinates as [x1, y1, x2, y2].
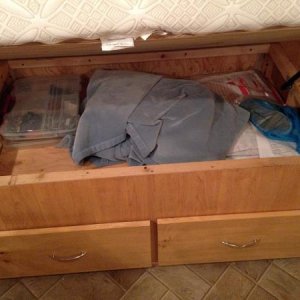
[0, 28, 300, 278]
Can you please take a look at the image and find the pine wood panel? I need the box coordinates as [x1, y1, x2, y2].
[283, 41, 300, 106]
[0, 145, 97, 176]
[0, 221, 151, 278]
[270, 44, 298, 80]
[0, 27, 299, 59]
[269, 43, 300, 107]
[157, 211, 300, 265]
[8, 45, 269, 69]
[1, 157, 300, 230]
[282, 41, 300, 69]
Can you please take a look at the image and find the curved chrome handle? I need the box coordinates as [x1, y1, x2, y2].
[50, 251, 87, 262]
[221, 239, 260, 249]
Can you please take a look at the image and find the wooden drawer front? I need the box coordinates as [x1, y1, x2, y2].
[0, 221, 151, 278]
[158, 211, 300, 265]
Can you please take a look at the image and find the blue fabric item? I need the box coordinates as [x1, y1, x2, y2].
[71, 69, 162, 165]
[127, 78, 249, 165]
[71, 70, 250, 166]
[240, 97, 300, 153]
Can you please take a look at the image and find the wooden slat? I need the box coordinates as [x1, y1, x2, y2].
[0, 27, 299, 59]
[270, 44, 298, 80]
[282, 41, 300, 69]
[157, 211, 300, 265]
[280, 41, 300, 107]
[8, 45, 270, 69]
[11, 55, 262, 79]
[1, 157, 300, 230]
[0, 221, 151, 278]
[10, 156, 300, 183]
[269, 43, 300, 106]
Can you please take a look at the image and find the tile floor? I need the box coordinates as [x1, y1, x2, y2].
[1, 258, 300, 299]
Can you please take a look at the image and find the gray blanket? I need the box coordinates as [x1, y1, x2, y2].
[71, 69, 250, 166]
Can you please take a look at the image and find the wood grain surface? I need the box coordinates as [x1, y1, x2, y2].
[158, 211, 300, 265]
[0, 221, 151, 278]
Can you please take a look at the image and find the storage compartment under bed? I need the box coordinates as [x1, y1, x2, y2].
[0, 42, 300, 231]
[1, 40, 300, 278]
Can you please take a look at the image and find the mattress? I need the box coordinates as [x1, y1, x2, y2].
[0, 0, 300, 46]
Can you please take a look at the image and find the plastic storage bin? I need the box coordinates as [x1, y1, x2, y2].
[1, 75, 81, 141]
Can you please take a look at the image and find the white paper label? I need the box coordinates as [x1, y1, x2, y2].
[140, 32, 152, 41]
[101, 38, 134, 51]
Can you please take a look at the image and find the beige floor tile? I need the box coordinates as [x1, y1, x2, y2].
[21, 275, 61, 298]
[259, 264, 300, 300]
[0, 279, 18, 297]
[161, 291, 180, 300]
[40, 272, 124, 300]
[121, 272, 167, 300]
[187, 262, 229, 284]
[204, 266, 254, 300]
[274, 258, 300, 280]
[0, 282, 36, 300]
[234, 260, 270, 281]
[107, 268, 145, 290]
[149, 265, 211, 300]
[247, 286, 277, 300]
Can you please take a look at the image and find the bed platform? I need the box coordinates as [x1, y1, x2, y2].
[0, 16, 300, 278]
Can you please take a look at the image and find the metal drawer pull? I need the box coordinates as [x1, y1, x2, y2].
[221, 239, 260, 249]
[50, 251, 87, 262]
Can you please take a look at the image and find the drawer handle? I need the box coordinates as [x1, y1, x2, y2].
[50, 251, 87, 262]
[221, 239, 260, 249]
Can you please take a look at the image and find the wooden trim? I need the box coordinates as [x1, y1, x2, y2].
[9, 54, 263, 80]
[8, 44, 270, 69]
[0, 220, 150, 237]
[1, 27, 300, 60]
[10, 156, 300, 185]
[1, 156, 300, 230]
[158, 210, 300, 224]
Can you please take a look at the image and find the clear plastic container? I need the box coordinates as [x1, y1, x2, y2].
[1, 75, 81, 141]
[192, 70, 283, 105]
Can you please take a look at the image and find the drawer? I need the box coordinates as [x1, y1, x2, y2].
[0, 221, 151, 278]
[157, 211, 300, 265]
